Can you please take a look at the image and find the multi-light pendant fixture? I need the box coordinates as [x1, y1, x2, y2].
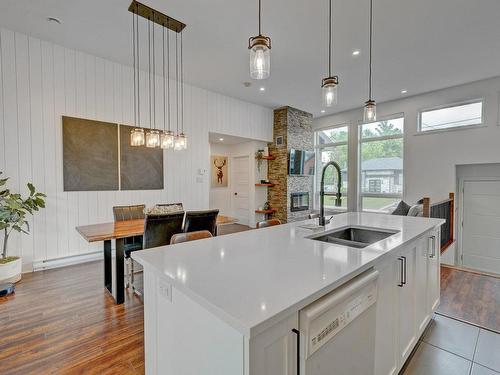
[363, 0, 377, 122]
[129, 1, 187, 150]
[321, 0, 339, 107]
[248, 0, 271, 80]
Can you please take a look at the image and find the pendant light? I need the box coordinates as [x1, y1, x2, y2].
[321, 0, 339, 107]
[248, 0, 271, 80]
[174, 31, 187, 150]
[128, 1, 187, 150]
[363, 0, 376, 122]
[146, 15, 161, 148]
[130, 5, 145, 146]
[161, 23, 174, 149]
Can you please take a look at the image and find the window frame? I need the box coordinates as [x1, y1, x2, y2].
[358, 114, 405, 212]
[314, 123, 350, 211]
[417, 98, 485, 134]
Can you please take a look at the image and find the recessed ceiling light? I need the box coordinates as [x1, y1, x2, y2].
[321, 110, 326, 113]
[401, 89, 408, 94]
[352, 50, 360, 56]
[47, 17, 61, 25]
[219, 138, 224, 141]
[259, 87, 265, 92]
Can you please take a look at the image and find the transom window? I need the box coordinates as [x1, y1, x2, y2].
[418, 99, 483, 133]
[359, 116, 404, 212]
[314, 125, 349, 210]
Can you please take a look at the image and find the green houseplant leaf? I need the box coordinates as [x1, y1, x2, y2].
[0, 172, 46, 260]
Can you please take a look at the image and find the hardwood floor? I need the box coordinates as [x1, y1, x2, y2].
[0, 261, 145, 375]
[438, 265, 500, 333]
[0, 225, 252, 374]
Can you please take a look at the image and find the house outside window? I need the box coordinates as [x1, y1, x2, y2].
[314, 125, 349, 210]
[359, 116, 404, 212]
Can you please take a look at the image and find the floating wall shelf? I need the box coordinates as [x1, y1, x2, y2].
[255, 183, 275, 187]
[255, 209, 277, 214]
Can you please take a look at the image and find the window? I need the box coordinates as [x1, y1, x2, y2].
[419, 99, 483, 133]
[315, 125, 349, 210]
[359, 116, 404, 212]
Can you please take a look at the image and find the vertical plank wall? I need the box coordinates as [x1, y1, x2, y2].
[0, 28, 273, 271]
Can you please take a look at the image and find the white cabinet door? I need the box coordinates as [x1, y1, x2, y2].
[414, 237, 430, 336]
[249, 313, 298, 375]
[398, 245, 417, 364]
[374, 258, 399, 375]
[428, 231, 441, 312]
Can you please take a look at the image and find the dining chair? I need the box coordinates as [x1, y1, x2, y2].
[112, 204, 145, 288]
[256, 219, 282, 229]
[170, 230, 213, 244]
[183, 209, 219, 236]
[143, 212, 185, 249]
[129, 211, 185, 295]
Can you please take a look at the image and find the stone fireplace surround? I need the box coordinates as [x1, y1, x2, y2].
[267, 106, 314, 223]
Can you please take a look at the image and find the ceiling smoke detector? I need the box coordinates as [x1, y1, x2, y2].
[243, 82, 252, 88]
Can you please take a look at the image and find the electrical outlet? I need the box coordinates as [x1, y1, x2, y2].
[158, 279, 172, 302]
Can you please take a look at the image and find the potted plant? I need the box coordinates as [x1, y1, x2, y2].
[0, 172, 45, 283]
[255, 150, 264, 172]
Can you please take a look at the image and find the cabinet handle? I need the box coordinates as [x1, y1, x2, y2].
[292, 328, 300, 375]
[401, 256, 407, 285]
[429, 236, 436, 258]
[397, 257, 404, 287]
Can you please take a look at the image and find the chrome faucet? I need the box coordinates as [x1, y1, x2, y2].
[319, 161, 342, 226]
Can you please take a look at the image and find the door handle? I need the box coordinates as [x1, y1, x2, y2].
[397, 257, 404, 287]
[429, 236, 436, 258]
[292, 328, 300, 375]
[401, 256, 407, 285]
[234, 192, 238, 196]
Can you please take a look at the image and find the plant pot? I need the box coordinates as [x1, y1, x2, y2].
[0, 257, 22, 283]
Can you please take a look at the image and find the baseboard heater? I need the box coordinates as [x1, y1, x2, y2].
[33, 251, 103, 272]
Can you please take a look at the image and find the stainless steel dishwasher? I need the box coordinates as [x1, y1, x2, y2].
[299, 269, 379, 375]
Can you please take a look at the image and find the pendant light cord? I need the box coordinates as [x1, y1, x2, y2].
[368, 0, 373, 100]
[167, 27, 171, 132]
[136, 8, 140, 126]
[162, 24, 166, 133]
[175, 33, 179, 134]
[181, 31, 184, 134]
[258, 0, 262, 35]
[148, 17, 152, 130]
[132, 11, 136, 127]
[152, 13, 156, 130]
[328, 0, 332, 77]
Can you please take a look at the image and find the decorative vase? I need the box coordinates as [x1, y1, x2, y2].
[0, 257, 22, 283]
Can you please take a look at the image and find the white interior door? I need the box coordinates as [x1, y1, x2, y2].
[232, 156, 250, 225]
[462, 180, 500, 274]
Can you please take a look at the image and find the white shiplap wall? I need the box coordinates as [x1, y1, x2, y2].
[0, 28, 273, 271]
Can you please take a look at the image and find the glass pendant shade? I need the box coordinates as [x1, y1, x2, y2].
[161, 130, 175, 149]
[321, 76, 339, 107]
[249, 36, 271, 80]
[173, 133, 187, 151]
[146, 130, 161, 148]
[363, 100, 377, 122]
[130, 128, 145, 146]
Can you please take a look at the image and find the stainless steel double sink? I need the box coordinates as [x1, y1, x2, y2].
[308, 226, 399, 248]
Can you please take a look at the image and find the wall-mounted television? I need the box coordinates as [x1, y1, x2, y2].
[289, 149, 315, 176]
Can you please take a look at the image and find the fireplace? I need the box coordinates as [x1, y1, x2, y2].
[290, 192, 310, 212]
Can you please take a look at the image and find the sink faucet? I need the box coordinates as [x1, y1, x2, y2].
[319, 161, 342, 226]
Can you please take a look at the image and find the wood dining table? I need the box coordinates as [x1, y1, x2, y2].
[76, 215, 238, 304]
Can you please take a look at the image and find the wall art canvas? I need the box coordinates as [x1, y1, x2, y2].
[211, 155, 228, 187]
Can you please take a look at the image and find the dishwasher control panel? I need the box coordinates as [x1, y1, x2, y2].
[299, 270, 378, 358]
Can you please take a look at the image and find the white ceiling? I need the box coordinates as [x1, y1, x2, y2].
[1, 0, 499, 118]
[208, 132, 253, 145]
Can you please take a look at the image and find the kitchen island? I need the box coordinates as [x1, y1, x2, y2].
[132, 212, 444, 375]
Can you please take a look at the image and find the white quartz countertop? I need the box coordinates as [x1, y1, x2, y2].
[132, 212, 444, 337]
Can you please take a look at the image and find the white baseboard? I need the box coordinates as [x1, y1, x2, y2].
[32, 251, 103, 272]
